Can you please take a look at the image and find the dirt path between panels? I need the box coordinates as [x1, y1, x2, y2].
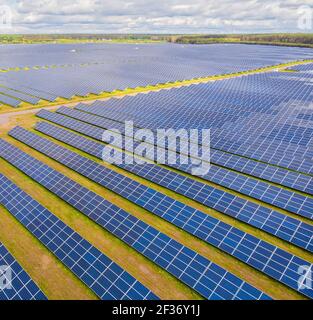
[0, 105, 59, 125]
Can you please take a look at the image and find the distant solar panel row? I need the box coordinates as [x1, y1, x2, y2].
[0, 173, 157, 300]
[63, 106, 313, 220]
[288, 63, 313, 73]
[0, 240, 46, 300]
[75, 103, 313, 196]
[0, 139, 271, 300]
[0, 87, 40, 105]
[35, 111, 313, 252]
[12, 125, 313, 298]
[0, 93, 21, 108]
[0, 80, 58, 102]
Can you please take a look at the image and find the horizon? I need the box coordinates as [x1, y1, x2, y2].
[2, 32, 313, 35]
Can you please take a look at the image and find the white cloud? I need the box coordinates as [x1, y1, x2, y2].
[1, 0, 312, 33]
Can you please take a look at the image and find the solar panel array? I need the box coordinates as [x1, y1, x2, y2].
[71, 103, 312, 195]
[0, 138, 271, 300]
[71, 70, 313, 175]
[0, 43, 312, 107]
[0, 173, 158, 300]
[58, 105, 313, 221]
[0, 241, 46, 300]
[35, 110, 313, 254]
[10, 125, 313, 299]
[1, 44, 313, 299]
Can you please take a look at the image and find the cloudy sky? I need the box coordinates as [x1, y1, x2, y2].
[0, 0, 312, 34]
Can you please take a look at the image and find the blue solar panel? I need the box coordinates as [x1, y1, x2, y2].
[0, 242, 47, 300]
[34, 111, 313, 252]
[0, 173, 157, 300]
[11, 125, 313, 299]
[0, 138, 271, 300]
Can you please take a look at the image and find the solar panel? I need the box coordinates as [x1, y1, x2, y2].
[11, 125, 313, 299]
[0, 242, 47, 300]
[0, 138, 271, 300]
[56, 106, 313, 221]
[34, 112, 313, 252]
[0, 173, 158, 300]
[0, 93, 21, 107]
[298, 114, 313, 122]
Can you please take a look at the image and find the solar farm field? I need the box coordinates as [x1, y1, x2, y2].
[0, 43, 313, 110]
[0, 43, 313, 301]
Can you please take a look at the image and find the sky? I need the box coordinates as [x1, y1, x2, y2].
[0, 0, 312, 34]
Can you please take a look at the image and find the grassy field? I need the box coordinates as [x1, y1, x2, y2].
[1, 33, 313, 48]
[0, 110, 311, 300]
[0, 34, 165, 45]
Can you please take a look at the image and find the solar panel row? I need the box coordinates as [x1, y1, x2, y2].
[0, 80, 58, 102]
[11, 125, 313, 299]
[57, 106, 313, 220]
[0, 93, 21, 108]
[34, 111, 313, 252]
[0, 87, 40, 105]
[209, 148, 313, 195]
[0, 138, 271, 300]
[0, 173, 158, 300]
[0, 241, 46, 300]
